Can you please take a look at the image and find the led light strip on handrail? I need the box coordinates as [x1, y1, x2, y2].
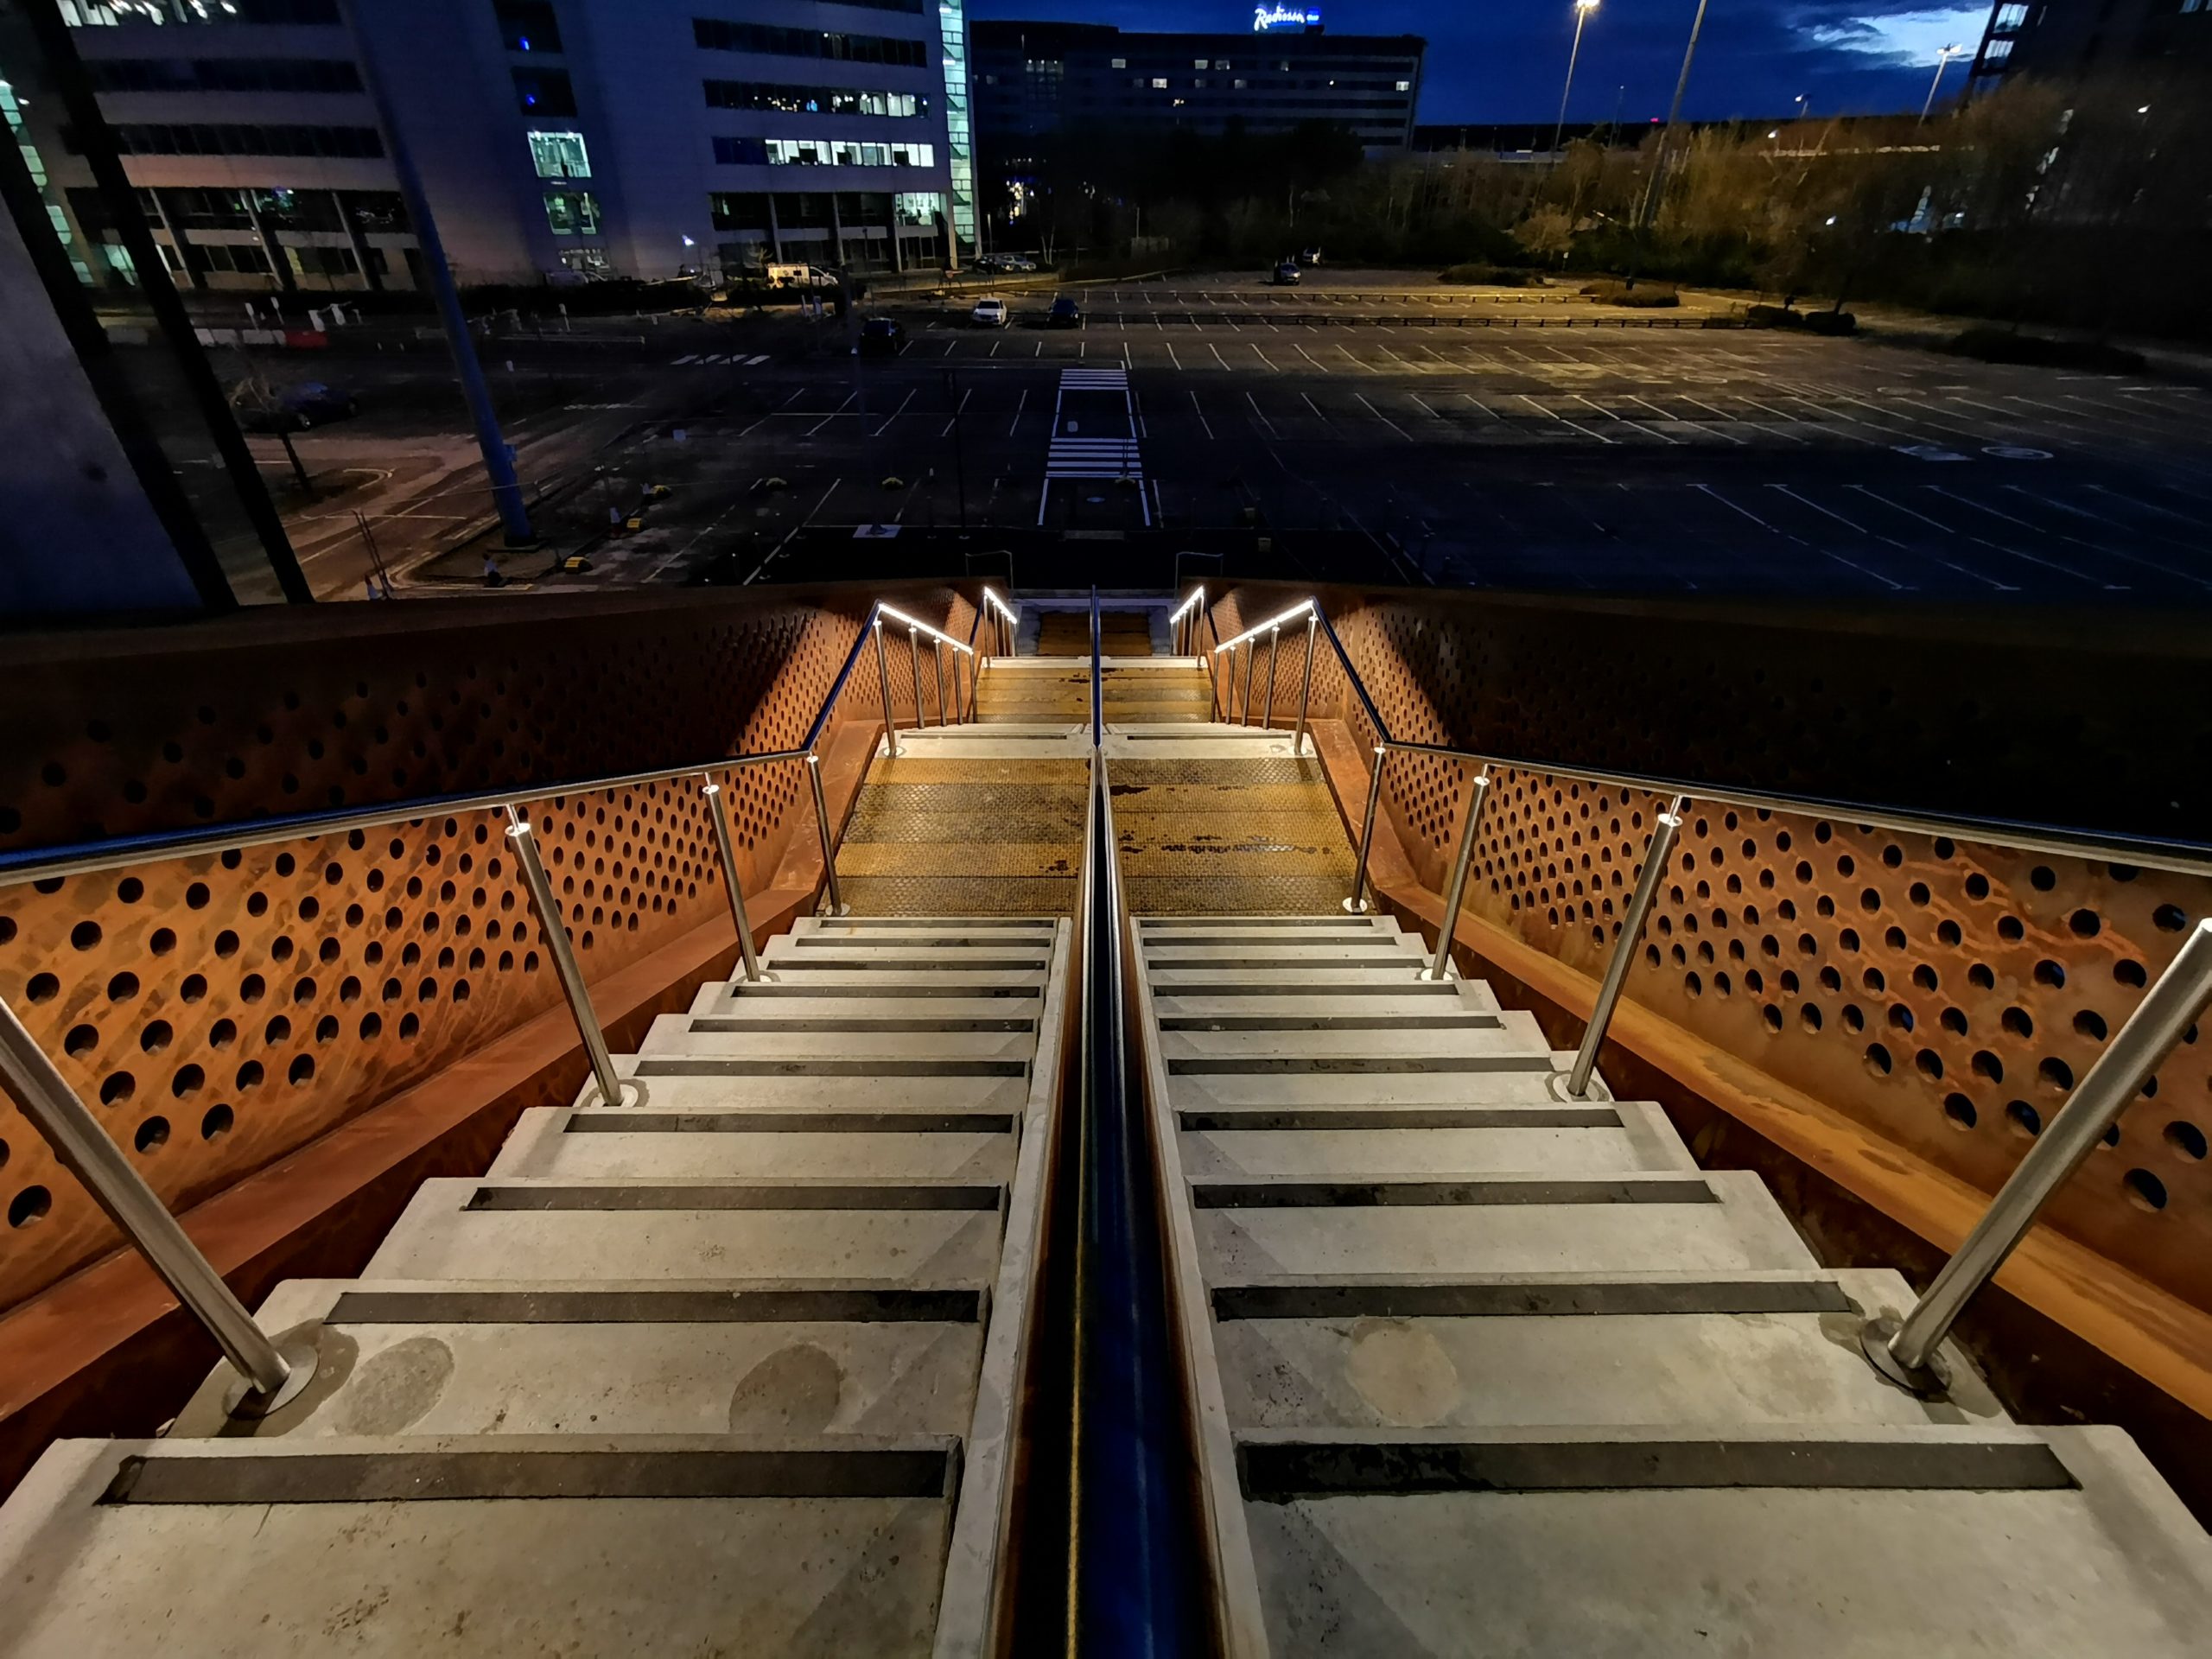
[880, 603, 977, 654]
[1167, 586, 1205, 626]
[1207, 598, 1315, 657]
[982, 586, 1019, 624]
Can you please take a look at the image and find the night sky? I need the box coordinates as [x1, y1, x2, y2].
[966, 0, 1993, 125]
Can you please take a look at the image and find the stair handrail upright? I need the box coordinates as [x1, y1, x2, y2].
[0, 587, 978, 1421]
[1194, 584, 2212, 1405]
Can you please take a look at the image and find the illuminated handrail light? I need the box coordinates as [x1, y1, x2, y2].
[1169, 587, 1205, 626]
[982, 586, 1019, 623]
[1210, 598, 1315, 656]
[881, 603, 977, 653]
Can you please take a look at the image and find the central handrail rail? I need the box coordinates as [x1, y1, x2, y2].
[1183, 579, 2212, 1414]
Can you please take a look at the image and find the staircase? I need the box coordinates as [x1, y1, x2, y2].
[0, 916, 1069, 1656]
[1133, 912, 2212, 1654]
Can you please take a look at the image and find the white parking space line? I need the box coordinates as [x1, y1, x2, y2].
[1294, 345, 1332, 374]
[1694, 483, 1803, 542]
[1887, 486, 2103, 587]
[870, 389, 913, 437]
[940, 385, 971, 437]
[1335, 344, 1380, 374]
[1355, 394, 1412, 441]
[1211, 343, 1234, 371]
[1166, 342, 1182, 370]
[2084, 484, 2209, 529]
[1190, 390, 1215, 439]
[1519, 394, 1614, 444]
[803, 392, 853, 436]
[1250, 344, 1281, 372]
[671, 354, 698, 365]
[1245, 391, 1279, 437]
[1300, 391, 1335, 428]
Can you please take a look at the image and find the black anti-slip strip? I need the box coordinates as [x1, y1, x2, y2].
[102, 1445, 959, 1506]
[1211, 1277, 1854, 1320]
[464, 1182, 1001, 1211]
[328, 1286, 987, 1324]
[1236, 1436, 2075, 1501]
[632, 1057, 1027, 1077]
[1191, 1177, 1715, 1208]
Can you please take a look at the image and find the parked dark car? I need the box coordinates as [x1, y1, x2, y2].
[857, 316, 906, 356]
[1271, 262, 1302, 286]
[232, 380, 357, 432]
[1297, 245, 1322, 266]
[1046, 296, 1082, 328]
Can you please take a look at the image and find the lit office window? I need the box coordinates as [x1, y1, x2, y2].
[1149, 77, 1167, 89]
[1193, 58, 1208, 68]
[543, 190, 601, 235]
[1109, 56, 1126, 67]
[528, 130, 591, 178]
[1395, 79, 1411, 91]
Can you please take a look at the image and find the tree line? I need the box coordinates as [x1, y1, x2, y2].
[991, 68, 2212, 339]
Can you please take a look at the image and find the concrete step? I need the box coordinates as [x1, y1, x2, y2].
[1158, 1014, 1554, 1069]
[493, 1108, 1014, 1181]
[708, 978, 1049, 1002]
[1156, 1006, 1502, 1033]
[638, 1014, 1034, 1069]
[1177, 1108, 1694, 1179]
[0, 1434, 959, 1656]
[728, 967, 1052, 990]
[1142, 946, 1422, 969]
[171, 1279, 988, 1440]
[1147, 967, 1445, 992]
[772, 934, 1056, 959]
[1190, 1171, 1815, 1281]
[764, 947, 1054, 972]
[796, 916, 1057, 935]
[1236, 1426, 2212, 1656]
[1208, 1268, 2005, 1431]
[368, 1177, 1007, 1283]
[594, 1062, 1030, 1115]
[1168, 1064, 1587, 1114]
[682, 984, 1045, 1030]
[1151, 987, 1495, 1020]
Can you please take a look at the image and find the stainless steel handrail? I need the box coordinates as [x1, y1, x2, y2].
[0, 588, 977, 1418]
[0, 594, 979, 890]
[1202, 584, 2212, 1402]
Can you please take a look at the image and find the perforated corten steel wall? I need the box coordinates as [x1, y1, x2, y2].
[0, 583, 976, 1311]
[1203, 582, 2212, 1319]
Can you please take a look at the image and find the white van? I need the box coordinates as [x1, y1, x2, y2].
[766, 264, 836, 289]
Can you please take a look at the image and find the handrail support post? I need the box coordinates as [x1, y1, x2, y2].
[1566, 797, 1685, 1097]
[874, 619, 900, 758]
[806, 752, 849, 916]
[0, 995, 316, 1417]
[1293, 613, 1317, 757]
[506, 804, 634, 1109]
[1343, 745, 1387, 914]
[701, 776, 766, 983]
[1861, 917, 2212, 1394]
[1262, 624, 1281, 733]
[1421, 769, 1491, 981]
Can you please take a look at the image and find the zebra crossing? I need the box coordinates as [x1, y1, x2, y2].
[668, 352, 772, 366]
[1039, 364, 1148, 526]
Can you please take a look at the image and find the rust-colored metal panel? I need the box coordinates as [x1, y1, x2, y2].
[0, 582, 974, 1312]
[1202, 581, 2212, 1325]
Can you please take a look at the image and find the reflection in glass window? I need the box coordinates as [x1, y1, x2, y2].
[528, 130, 592, 178]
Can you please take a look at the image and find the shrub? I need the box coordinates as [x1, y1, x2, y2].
[1581, 279, 1679, 308]
[1744, 303, 1856, 334]
[1945, 327, 2145, 372]
[1437, 264, 1546, 287]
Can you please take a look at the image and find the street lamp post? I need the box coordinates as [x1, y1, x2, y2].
[1921, 45, 1966, 122]
[1637, 0, 1713, 230]
[1552, 0, 1601, 159]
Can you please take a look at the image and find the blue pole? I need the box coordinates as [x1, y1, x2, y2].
[344, 3, 534, 545]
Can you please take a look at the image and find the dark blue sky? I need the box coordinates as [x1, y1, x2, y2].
[967, 1, 1993, 124]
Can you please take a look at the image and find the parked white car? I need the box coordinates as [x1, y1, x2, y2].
[970, 297, 1009, 327]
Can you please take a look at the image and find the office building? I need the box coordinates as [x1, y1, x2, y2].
[970, 19, 1423, 152]
[1967, 0, 2212, 92]
[34, 0, 978, 291]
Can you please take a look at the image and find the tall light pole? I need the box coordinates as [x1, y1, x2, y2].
[1637, 0, 1712, 230]
[1920, 44, 1966, 122]
[1552, 0, 1601, 158]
